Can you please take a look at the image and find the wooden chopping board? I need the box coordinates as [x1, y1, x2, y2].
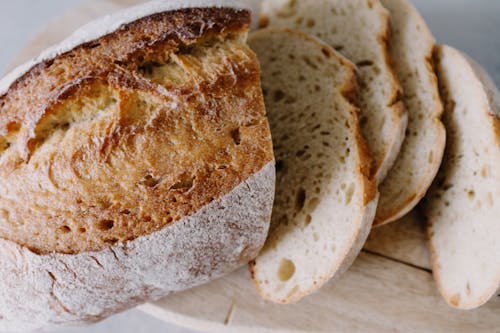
[10, 1, 500, 332]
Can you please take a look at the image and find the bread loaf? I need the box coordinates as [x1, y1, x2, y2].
[248, 28, 378, 304]
[0, 1, 275, 331]
[423, 45, 500, 309]
[260, 0, 407, 183]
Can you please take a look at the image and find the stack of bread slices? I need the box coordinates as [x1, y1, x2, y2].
[249, 0, 500, 310]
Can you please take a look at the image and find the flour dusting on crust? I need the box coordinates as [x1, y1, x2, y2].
[0, 162, 274, 332]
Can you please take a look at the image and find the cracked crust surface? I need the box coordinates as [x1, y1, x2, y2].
[0, 6, 273, 254]
[0, 2, 276, 331]
[0, 161, 275, 332]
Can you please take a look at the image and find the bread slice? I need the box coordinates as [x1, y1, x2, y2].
[248, 28, 378, 304]
[260, 0, 406, 183]
[0, 2, 275, 331]
[423, 45, 500, 309]
[374, 0, 446, 226]
[374, 0, 445, 226]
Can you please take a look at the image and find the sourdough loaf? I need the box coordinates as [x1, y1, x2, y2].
[374, 0, 445, 226]
[248, 28, 378, 304]
[260, 0, 407, 183]
[423, 45, 500, 309]
[0, 1, 275, 331]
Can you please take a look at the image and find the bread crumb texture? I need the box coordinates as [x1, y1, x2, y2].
[261, 0, 405, 182]
[0, 8, 273, 254]
[248, 28, 377, 304]
[424, 46, 500, 309]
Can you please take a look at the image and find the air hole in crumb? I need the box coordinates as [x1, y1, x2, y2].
[59, 226, 71, 234]
[306, 18, 316, 27]
[121, 209, 131, 215]
[468, 190, 475, 200]
[302, 56, 318, 70]
[296, 149, 306, 157]
[296, 188, 306, 211]
[305, 214, 312, 226]
[308, 197, 320, 211]
[76, 198, 83, 204]
[273, 90, 286, 102]
[99, 220, 114, 231]
[481, 166, 489, 178]
[278, 258, 295, 282]
[356, 60, 374, 67]
[143, 216, 152, 223]
[345, 183, 355, 205]
[78, 227, 86, 233]
[231, 128, 241, 145]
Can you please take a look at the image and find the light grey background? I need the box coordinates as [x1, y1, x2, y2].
[0, 1, 499, 333]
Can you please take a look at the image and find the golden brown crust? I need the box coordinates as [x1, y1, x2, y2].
[338, 61, 378, 206]
[0, 8, 274, 254]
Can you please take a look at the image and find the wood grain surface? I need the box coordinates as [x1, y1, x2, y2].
[11, 1, 500, 332]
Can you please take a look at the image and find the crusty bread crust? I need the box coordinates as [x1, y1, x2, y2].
[0, 161, 275, 332]
[0, 3, 276, 331]
[0, 0, 251, 96]
[0, 7, 274, 254]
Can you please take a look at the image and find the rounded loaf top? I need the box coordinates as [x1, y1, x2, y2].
[0, 5, 274, 254]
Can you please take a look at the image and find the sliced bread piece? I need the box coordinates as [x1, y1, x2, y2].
[374, 0, 446, 226]
[423, 45, 500, 309]
[260, 0, 407, 183]
[248, 28, 378, 304]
